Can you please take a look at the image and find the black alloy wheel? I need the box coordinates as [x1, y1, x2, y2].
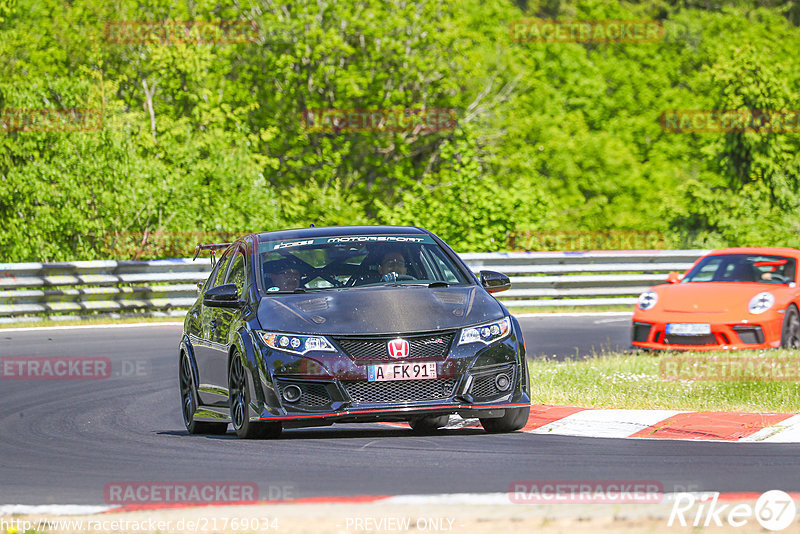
[229, 352, 282, 439]
[180, 352, 227, 435]
[781, 305, 800, 349]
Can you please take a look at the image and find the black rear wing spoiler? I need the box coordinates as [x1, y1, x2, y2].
[193, 243, 233, 266]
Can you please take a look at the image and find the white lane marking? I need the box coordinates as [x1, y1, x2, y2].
[383, 491, 768, 506]
[514, 312, 633, 318]
[0, 322, 184, 333]
[0, 505, 114, 515]
[527, 409, 688, 439]
[740, 414, 800, 442]
[593, 317, 631, 324]
[0, 492, 785, 511]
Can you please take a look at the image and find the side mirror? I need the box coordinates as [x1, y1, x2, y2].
[666, 272, 684, 284]
[203, 283, 243, 308]
[480, 270, 511, 293]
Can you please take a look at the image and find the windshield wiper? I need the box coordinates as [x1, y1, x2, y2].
[428, 281, 449, 288]
[264, 288, 307, 295]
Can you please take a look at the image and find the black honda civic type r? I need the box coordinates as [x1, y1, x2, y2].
[179, 225, 531, 438]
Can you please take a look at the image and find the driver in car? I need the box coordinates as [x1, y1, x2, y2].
[264, 258, 304, 291]
[378, 251, 408, 282]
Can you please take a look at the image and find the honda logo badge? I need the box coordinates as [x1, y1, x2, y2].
[387, 338, 410, 359]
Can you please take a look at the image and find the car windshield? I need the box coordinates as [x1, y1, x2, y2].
[256, 234, 472, 293]
[682, 254, 797, 284]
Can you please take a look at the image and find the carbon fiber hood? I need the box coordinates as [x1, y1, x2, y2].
[256, 285, 505, 335]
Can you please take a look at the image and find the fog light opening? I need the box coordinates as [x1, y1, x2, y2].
[282, 384, 302, 403]
[495, 373, 511, 391]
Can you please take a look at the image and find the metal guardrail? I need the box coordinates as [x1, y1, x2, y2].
[459, 250, 708, 307]
[0, 259, 212, 323]
[0, 250, 708, 323]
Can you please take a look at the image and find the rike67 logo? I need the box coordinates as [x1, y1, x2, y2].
[669, 490, 796, 531]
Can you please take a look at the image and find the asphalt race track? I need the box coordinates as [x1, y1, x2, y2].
[518, 314, 633, 359]
[1, 318, 799, 505]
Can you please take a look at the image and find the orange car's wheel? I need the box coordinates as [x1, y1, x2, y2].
[781, 305, 800, 349]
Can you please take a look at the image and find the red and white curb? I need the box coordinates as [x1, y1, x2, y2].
[386, 404, 800, 442]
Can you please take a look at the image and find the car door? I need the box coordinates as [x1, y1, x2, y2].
[195, 247, 235, 406]
[206, 244, 248, 404]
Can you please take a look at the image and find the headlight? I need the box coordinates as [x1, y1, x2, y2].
[637, 290, 658, 311]
[458, 317, 511, 345]
[748, 292, 775, 314]
[257, 331, 336, 355]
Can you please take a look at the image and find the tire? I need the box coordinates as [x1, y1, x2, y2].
[229, 353, 282, 439]
[179, 352, 228, 435]
[480, 405, 531, 434]
[781, 305, 800, 349]
[408, 414, 450, 433]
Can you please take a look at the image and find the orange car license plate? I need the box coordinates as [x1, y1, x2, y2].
[367, 362, 437, 382]
[666, 323, 711, 336]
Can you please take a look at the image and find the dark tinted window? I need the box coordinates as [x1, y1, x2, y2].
[206, 247, 234, 289]
[226, 250, 247, 295]
[683, 254, 796, 284]
[256, 234, 471, 292]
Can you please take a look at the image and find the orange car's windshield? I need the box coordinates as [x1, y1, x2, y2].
[682, 254, 797, 284]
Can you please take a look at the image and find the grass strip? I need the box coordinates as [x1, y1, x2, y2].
[528, 349, 800, 412]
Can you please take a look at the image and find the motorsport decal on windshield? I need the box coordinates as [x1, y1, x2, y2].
[266, 235, 434, 251]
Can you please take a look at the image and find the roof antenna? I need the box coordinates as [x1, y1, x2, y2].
[310, 223, 316, 227]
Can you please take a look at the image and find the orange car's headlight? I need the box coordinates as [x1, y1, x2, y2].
[748, 292, 775, 314]
[637, 290, 658, 311]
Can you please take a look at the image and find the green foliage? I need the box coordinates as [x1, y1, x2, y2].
[2, 0, 800, 260]
[376, 131, 551, 251]
[0, 0, 15, 23]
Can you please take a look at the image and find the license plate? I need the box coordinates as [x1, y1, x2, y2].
[367, 362, 437, 382]
[666, 323, 711, 336]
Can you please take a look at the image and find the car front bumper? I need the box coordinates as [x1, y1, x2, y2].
[631, 314, 784, 351]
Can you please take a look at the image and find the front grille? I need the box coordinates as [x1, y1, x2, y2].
[343, 379, 456, 405]
[334, 331, 455, 363]
[664, 334, 717, 346]
[276, 380, 331, 408]
[733, 325, 765, 344]
[470, 366, 515, 402]
[632, 322, 652, 342]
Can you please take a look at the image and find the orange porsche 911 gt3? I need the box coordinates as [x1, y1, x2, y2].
[632, 247, 800, 350]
